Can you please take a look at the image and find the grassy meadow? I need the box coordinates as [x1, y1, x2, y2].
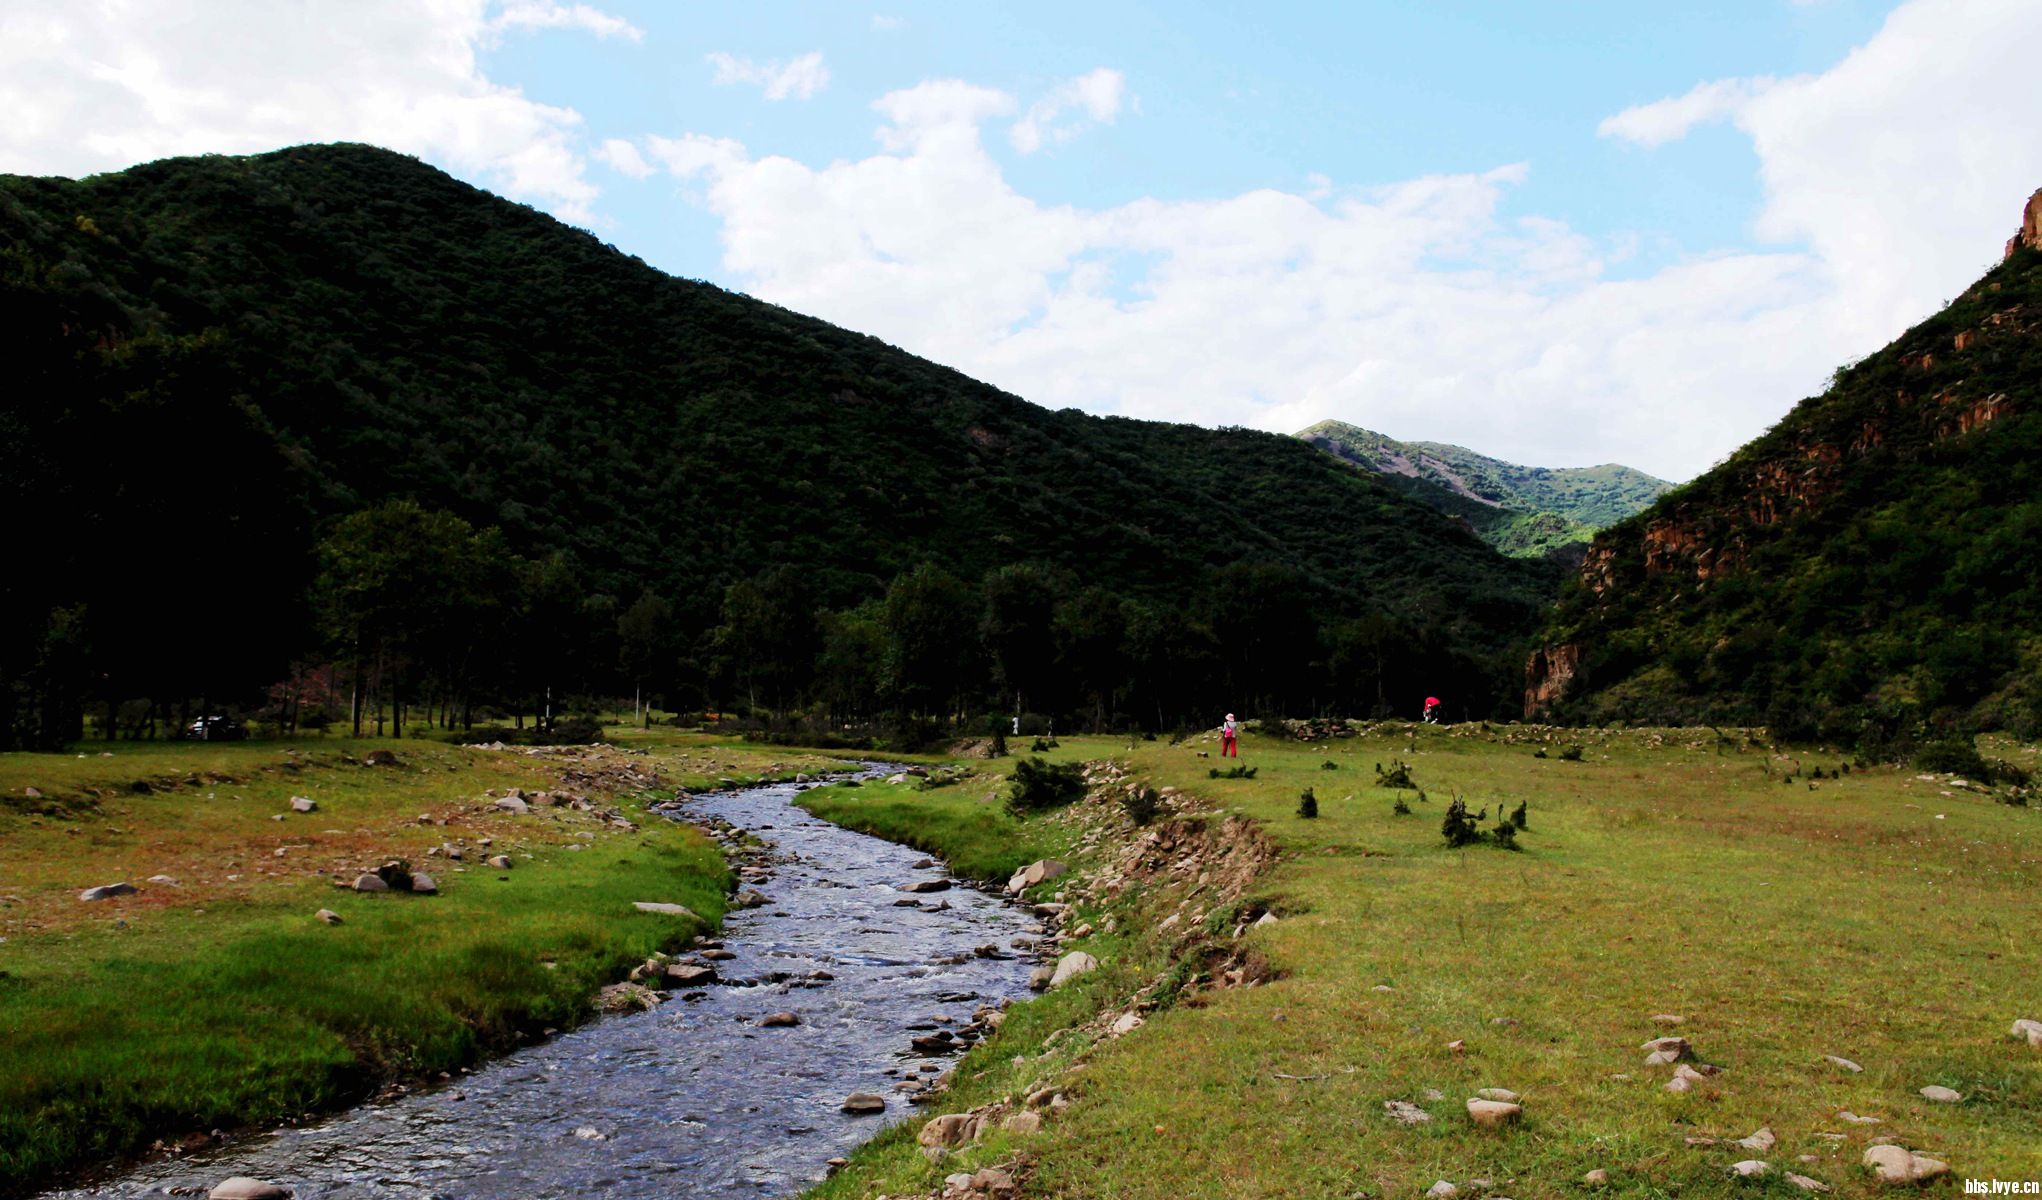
[0, 732, 836, 1195]
[802, 726, 2042, 1199]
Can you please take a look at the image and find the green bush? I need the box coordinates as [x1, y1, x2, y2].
[1508, 800, 1528, 829]
[1124, 785, 1160, 826]
[1297, 788, 1318, 819]
[1557, 744, 1584, 762]
[1441, 796, 1482, 847]
[1006, 757, 1087, 815]
[1375, 759, 1416, 788]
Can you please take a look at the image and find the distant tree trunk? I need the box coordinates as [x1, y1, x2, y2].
[351, 652, 364, 738]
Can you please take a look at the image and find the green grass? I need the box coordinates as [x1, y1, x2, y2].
[795, 727, 2042, 1199]
[0, 731, 837, 1196]
[796, 770, 1075, 883]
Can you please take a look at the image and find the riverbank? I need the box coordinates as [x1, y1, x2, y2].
[0, 733, 836, 1196]
[796, 726, 2042, 1199]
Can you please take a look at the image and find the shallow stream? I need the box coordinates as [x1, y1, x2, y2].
[47, 771, 1041, 1198]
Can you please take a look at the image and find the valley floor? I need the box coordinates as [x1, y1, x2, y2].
[802, 726, 2042, 1199]
[0, 730, 838, 1195]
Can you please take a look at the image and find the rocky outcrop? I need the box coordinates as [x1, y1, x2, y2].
[2005, 187, 2042, 259]
[1523, 643, 1582, 718]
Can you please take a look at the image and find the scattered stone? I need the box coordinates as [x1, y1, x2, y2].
[760, 1012, 800, 1027]
[1048, 951, 1098, 988]
[146, 874, 178, 885]
[1582, 1169, 1609, 1187]
[350, 874, 389, 893]
[1863, 1145, 1948, 1184]
[1825, 1055, 1863, 1073]
[595, 982, 660, 1013]
[290, 796, 316, 813]
[917, 1113, 975, 1149]
[1651, 1013, 1684, 1025]
[1425, 1181, 1458, 1199]
[1739, 1127, 1777, 1152]
[736, 889, 769, 908]
[315, 909, 343, 925]
[664, 964, 717, 987]
[841, 1092, 886, 1114]
[208, 1180, 289, 1200]
[1918, 1085, 1963, 1104]
[1006, 858, 1069, 894]
[1475, 1087, 1519, 1102]
[632, 902, 699, 918]
[1838, 1111, 1881, 1125]
[1465, 1098, 1521, 1128]
[493, 797, 530, 814]
[1027, 965, 1055, 991]
[1254, 911, 1279, 929]
[573, 1126, 605, 1140]
[903, 879, 952, 894]
[1787, 1174, 1831, 1193]
[1371, 984, 1394, 992]
[1729, 1160, 1771, 1179]
[1383, 1100, 1432, 1126]
[408, 873, 437, 895]
[2012, 1017, 2042, 1047]
[363, 749, 399, 766]
[79, 883, 137, 902]
[486, 855, 513, 870]
[1642, 1036, 1692, 1065]
[1002, 1110, 1043, 1135]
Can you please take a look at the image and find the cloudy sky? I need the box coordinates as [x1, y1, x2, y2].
[4, 0, 2039, 480]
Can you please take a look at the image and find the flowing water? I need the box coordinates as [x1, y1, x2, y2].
[48, 771, 1042, 1199]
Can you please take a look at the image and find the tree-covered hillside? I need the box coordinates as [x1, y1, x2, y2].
[1533, 224, 2042, 745]
[2, 144, 1556, 747]
[1298, 420, 1670, 558]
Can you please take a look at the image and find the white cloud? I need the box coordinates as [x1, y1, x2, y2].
[0, 0, 626, 222]
[594, 136, 654, 178]
[614, 2, 2042, 480]
[1598, 76, 1778, 147]
[1010, 68, 1126, 154]
[706, 50, 831, 101]
[487, 2, 642, 42]
[871, 15, 906, 32]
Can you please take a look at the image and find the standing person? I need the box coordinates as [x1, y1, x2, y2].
[1423, 696, 1441, 724]
[1221, 712, 1239, 757]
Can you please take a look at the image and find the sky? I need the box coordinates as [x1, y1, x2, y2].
[4, 1, 2040, 480]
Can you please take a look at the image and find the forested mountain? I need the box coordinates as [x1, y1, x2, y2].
[1297, 420, 1670, 557]
[1530, 191, 2042, 744]
[1, 144, 1556, 748]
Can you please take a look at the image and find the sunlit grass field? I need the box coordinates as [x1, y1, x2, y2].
[803, 726, 2042, 1198]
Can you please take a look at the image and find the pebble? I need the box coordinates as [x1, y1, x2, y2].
[1785, 1173, 1830, 1193]
[1426, 1181, 1458, 1199]
[315, 909, 343, 925]
[1582, 1169, 1608, 1187]
[1824, 1055, 1863, 1073]
[487, 855, 513, 870]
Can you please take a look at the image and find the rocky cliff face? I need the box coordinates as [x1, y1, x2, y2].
[1526, 188, 2042, 732]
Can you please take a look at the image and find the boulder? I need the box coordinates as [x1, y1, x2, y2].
[1005, 858, 1070, 895]
[1027, 964, 1055, 991]
[363, 749, 400, 766]
[493, 797, 530, 814]
[916, 1112, 978, 1149]
[315, 909, 343, 925]
[633, 902, 700, 918]
[1918, 1085, 1962, 1104]
[1426, 1182, 1458, 1199]
[78, 882, 137, 902]
[208, 1180, 289, 1200]
[971, 1167, 1019, 1199]
[1465, 1098, 1521, 1128]
[1109, 1011, 1143, 1037]
[1863, 1145, 1948, 1184]
[841, 1092, 886, 1114]
[1003, 1110, 1044, 1135]
[736, 889, 769, 908]
[664, 964, 717, 987]
[1048, 951, 1098, 988]
[290, 796, 316, 813]
[1739, 1127, 1777, 1152]
[350, 873, 390, 893]
[760, 1012, 800, 1027]
[486, 855, 513, 870]
[1729, 1160, 1771, 1179]
[408, 873, 438, 895]
[2012, 1017, 2042, 1046]
[903, 879, 952, 894]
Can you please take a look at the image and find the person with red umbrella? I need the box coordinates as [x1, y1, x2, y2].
[1422, 696, 1442, 724]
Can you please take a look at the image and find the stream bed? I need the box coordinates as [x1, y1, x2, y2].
[47, 771, 1042, 1199]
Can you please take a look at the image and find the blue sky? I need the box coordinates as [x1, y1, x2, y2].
[6, 0, 2038, 479]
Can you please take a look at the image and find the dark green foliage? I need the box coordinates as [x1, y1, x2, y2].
[1252, 714, 1291, 738]
[1532, 748, 1548, 759]
[1320, 760, 1339, 771]
[1208, 765, 1259, 779]
[1296, 787, 1318, 819]
[1392, 795, 1412, 816]
[1029, 737, 1052, 753]
[1911, 739, 1991, 780]
[1490, 819, 1521, 850]
[1123, 785, 1160, 826]
[1508, 799, 1528, 829]
[1375, 758, 1416, 788]
[1557, 745, 1584, 762]
[1441, 796, 1482, 847]
[1541, 245, 2042, 741]
[1005, 756, 1086, 815]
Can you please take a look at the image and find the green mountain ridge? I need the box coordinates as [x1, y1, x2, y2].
[1297, 419, 1672, 557]
[1, 143, 1556, 744]
[1532, 201, 2042, 743]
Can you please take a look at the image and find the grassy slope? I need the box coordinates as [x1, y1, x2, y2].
[0, 732, 835, 1195]
[803, 731, 2041, 1198]
[796, 773, 1075, 883]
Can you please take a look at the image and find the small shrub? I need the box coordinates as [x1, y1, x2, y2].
[1029, 737, 1051, 753]
[1557, 744, 1584, 762]
[1508, 800, 1528, 830]
[1375, 758, 1416, 788]
[1006, 757, 1086, 816]
[1490, 820, 1521, 851]
[1254, 714, 1290, 738]
[1124, 785, 1161, 826]
[1297, 788, 1318, 819]
[1912, 739, 1989, 779]
[1392, 796, 1412, 816]
[1532, 748, 1548, 759]
[1208, 765, 1259, 780]
[1441, 796, 1482, 847]
[1321, 760, 1339, 771]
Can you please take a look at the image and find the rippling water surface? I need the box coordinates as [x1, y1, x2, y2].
[49, 772, 1040, 1199]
